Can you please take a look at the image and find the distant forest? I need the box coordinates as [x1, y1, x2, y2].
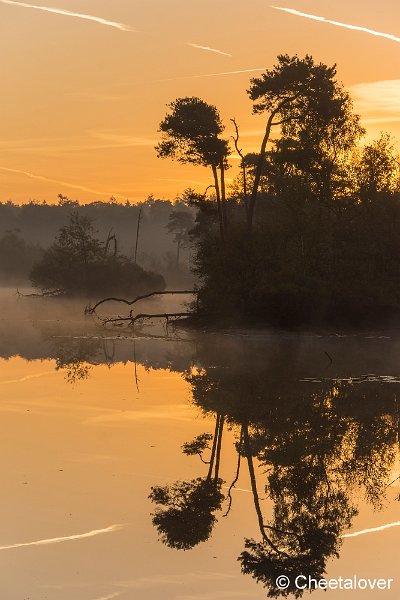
[0, 196, 196, 287]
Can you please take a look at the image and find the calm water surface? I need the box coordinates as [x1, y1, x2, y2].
[0, 291, 399, 599]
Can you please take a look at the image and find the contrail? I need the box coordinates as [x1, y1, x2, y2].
[163, 67, 265, 81]
[0, 524, 124, 551]
[187, 43, 232, 57]
[222, 485, 251, 493]
[0, 371, 55, 385]
[272, 6, 400, 43]
[0, 166, 126, 200]
[0, 0, 136, 32]
[342, 521, 400, 539]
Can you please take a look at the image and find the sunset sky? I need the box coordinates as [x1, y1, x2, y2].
[1, 0, 400, 204]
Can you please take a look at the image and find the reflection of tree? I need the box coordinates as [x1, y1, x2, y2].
[150, 340, 400, 597]
[52, 337, 102, 383]
[238, 405, 358, 596]
[149, 477, 224, 550]
[149, 412, 225, 549]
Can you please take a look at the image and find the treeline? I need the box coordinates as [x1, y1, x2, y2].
[0, 196, 196, 286]
[0, 231, 43, 284]
[193, 132, 400, 325]
[156, 54, 400, 326]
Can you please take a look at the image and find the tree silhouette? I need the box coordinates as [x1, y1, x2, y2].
[156, 97, 230, 239]
[149, 477, 224, 550]
[149, 412, 226, 549]
[246, 54, 364, 228]
[357, 133, 400, 200]
[166, 209, 195, 268]
[30, 212, 166, 297]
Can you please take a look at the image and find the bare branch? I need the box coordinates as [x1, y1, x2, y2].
[100, 311, 192, 328]
[230, 117, 247, 202]
[223, 430, 243, 517]
[230, 118, 244, 161]
[86, 289, 196, 315]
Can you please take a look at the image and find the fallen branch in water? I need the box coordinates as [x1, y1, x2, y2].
[16, 288, 65, 298]
[86, 289, 196, 315]
[101, 311, 192, 329]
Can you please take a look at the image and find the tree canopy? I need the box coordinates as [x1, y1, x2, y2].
[30, 212, 166, 297]
[153, 54, 400, 326]
[156, 96, 230, 239]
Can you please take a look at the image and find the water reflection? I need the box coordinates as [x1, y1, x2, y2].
[2, 296, 400, 597]
[52, 337, 100, 383]
[150, 341, 400, 597]
[149, 419, 226, 550]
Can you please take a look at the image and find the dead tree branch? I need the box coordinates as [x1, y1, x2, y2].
[223, 430, 243, 517]
[230, 118, 247, 203]
[86, 289, 196, 315]
[17, 288, 65, 298]
[100, 311, 192, 329]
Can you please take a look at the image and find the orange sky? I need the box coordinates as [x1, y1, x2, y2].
[1, 0, 400, 204]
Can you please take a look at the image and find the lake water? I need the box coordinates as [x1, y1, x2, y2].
[0, 289, 399, 599]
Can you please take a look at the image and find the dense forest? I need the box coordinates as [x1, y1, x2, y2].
[156, 54, 400, 326]
[0, 196, 195, 289]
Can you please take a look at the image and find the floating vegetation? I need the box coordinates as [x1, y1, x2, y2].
[300, 375, 400, 384]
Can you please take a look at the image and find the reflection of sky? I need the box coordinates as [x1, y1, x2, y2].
[1, 0, 400, 202]
[0, 356, 258, 599]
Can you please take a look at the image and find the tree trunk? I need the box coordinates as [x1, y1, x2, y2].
[134, 205, 143, 265]
[247, 112, 275, 230]
[212, 164, 225, 242]
[214, 415, 225, 480]
[176, 238, 181, 269]
[242, 422, 287, 555]
[220, 161, 228, 233]
[247, 94, 300, 230]
[207, 414, 221, 480]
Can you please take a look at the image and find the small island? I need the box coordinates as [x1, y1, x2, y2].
[154, 54, 400, 328]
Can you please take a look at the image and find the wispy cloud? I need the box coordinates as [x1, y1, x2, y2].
[42, 585, 121, 600]
[42, 583, 121, 598]
[159, 178, 207, 186]
[350, 79, 400, 118]
[116, 571, 236, 590]
[90, 131, 156, 148]
[0, 0, 136, 32]
[0, 166, 127, 200]
[85, 406, 193, 425]
[176, 592, 255, 600]
[162, 67, 265, 82]
[342, 521, 400, 539]
[222, 485, 251, 493]
[0, 524, 124, 551]
[0, 131, 156, 154]
[362, 117, 400, 124]
[271, 6, 400, 43]
[187, 43, 232, 57]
